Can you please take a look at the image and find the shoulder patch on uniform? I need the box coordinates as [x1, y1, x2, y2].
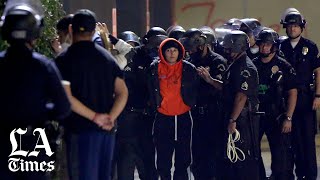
[241, 82, 248, 91]
[240, 69, 251, 78]
[217, 64, 226, 72]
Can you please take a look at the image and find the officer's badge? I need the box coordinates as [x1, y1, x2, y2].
[217, 64, 226, 72]
[271, 65, 279, 74]
[240, 70, 251, 78]
[241, 82, 248, 91]
[138, 66, 144, 69]
[302, 47, 309, 55]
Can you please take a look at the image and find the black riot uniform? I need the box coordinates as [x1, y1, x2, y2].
[112, 29, 167, 180]
[182, 28, 227, 180]
[253, 29, 297, 180]
[279, 10, 320, 180]
[221, 30, 260, 180]
[0, 3, 70, 180]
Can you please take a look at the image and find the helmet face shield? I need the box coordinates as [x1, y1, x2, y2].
[182, 28, 206, 53]
[221, 31, 249, 53]
[118, 31, 140, 46]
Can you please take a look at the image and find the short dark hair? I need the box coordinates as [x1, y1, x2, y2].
[56, 14, 73, 33]
[161, 39, 183, 60]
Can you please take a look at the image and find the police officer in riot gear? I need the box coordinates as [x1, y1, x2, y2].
[253, 29, 297, 180]
[198, 30, 259, 180]
[182, 28, 227, 180]
[0, 2, 70, 179]
[279, 9, 320, 180]
[167, 25, 185, 40]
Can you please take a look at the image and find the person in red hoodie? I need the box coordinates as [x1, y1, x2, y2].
[147, 38, 199, 180]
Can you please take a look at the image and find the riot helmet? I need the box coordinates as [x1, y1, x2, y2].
[199, 26, 217, 47]
[280, 9, 306, 28]
[256, 29, 279, 45]
[256, 28, 279, 57]
[180, 28, 206, 52]
[144, 34, 168, 60]
[118, 31, 141, 47]
[167, 25, 185, 40]
[240, 18, 261, 32]
[221, 30, 249, 53]
[1, 4, 43, 43]
[143, 26, 167, 45]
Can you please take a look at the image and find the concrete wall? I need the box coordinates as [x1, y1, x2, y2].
[174, 0, 320, 44]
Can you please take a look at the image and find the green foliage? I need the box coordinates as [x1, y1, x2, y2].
[36, 0, 65, 58]
[0, 0, 65, 58]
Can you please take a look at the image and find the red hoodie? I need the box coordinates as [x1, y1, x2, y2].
[157, 38, 190, 116]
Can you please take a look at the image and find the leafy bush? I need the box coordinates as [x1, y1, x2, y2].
[0, 0, 65, 58]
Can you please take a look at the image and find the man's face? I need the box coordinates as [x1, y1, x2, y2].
[259, 42, 273, 55]
[164, 47, 179, 64]
[223, 48, 239, 60]
[286, 24, 302, 39]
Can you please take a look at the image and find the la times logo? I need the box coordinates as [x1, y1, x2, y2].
[8, 128, 55, 172]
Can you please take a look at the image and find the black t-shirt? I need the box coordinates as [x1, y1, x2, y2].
[0, 45, 71, 129]
[253, 55, 297, 113]
[190, 49, 227, 105]
[223, 54, 259, 116]
[280, 37, 320, 88]
[55, 41, 123, 133]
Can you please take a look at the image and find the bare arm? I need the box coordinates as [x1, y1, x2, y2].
[286, 88, 297, 118]
[108, 77, 128, 122]
[62, 81, 96, 120]
[228, 92, 248, 133]
[282, 88, 297, 133]
[313, 67, 320, 110]
[61, 80, 111, 129]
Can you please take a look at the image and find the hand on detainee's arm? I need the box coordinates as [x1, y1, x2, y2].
[197, 66, 223, 90]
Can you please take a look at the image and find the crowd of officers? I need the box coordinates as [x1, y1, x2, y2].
[0, 2, 319, 180]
